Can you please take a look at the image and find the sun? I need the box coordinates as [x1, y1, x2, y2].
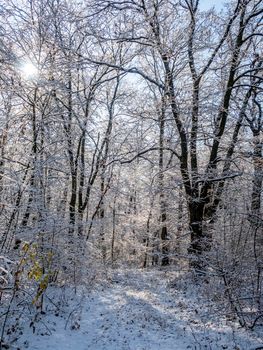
[20, 62, 38, 79]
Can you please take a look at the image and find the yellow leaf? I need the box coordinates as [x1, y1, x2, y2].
[22, 242, 30, 252]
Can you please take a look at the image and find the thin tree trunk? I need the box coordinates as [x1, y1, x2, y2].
[111, 198, 117, 264]
[21, 90, 38, 228]
[143, 196, 154, 268]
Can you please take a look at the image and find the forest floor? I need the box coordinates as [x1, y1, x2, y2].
[10, 268, 263, 350]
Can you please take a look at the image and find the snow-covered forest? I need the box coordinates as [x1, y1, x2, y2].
[0, 0, 262, 348]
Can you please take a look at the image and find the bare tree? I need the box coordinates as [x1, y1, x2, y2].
[85, 0, 263, 270]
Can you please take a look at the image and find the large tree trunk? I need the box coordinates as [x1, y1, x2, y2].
[159, 98, 169, 266]
[187, 201, 207, 270]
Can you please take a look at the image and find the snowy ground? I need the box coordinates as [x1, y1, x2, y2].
[11, 269, 263, 350]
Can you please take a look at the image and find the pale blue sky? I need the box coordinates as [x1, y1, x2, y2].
[200, 0, 225, 11]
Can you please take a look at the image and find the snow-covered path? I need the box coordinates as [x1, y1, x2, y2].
[16, 269, 262, 350]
